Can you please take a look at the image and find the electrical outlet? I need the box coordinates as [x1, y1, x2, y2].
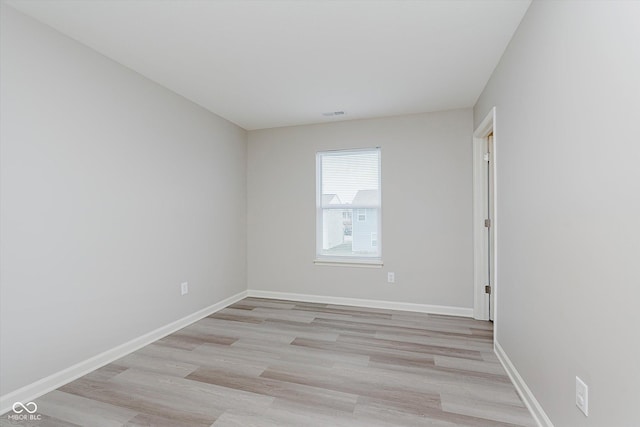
[387, 272, 395, 283]
[576, 376, 588, 416]
[180, 282, 189, 296]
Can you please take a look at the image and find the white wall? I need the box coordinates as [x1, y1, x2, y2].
[0, 5, 247, 396]
[474, 1, 640, 425]
[248, 110, 473, 309]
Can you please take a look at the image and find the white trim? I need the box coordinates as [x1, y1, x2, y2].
[495, 341, 554, 427]
[247, 290, 473, 317]
[472, 107, 497, 321]
[313, 259, 383, 268]
[0, 290, 248, 415]
[474, 107, 496, 139]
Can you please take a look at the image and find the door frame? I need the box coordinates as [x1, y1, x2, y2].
[472, 107, 497, 321]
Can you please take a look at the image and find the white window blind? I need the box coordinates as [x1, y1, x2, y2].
[316, 148, 381, 262]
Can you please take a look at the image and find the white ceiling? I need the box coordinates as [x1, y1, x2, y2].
[7, 0, 531, 130]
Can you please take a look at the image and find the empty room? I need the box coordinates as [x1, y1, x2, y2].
[1, 0, 638, 426]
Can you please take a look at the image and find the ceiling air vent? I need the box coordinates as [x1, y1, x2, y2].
[322, 111, 345, 117]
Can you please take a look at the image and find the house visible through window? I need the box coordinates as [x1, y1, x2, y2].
[316, 148, 381, 262]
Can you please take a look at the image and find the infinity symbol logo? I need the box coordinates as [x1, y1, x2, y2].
[12, 401, 38, 414]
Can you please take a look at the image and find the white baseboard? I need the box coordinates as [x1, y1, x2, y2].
[494, 340, 554, 427]
[0, 290, 248, 415]
[247, 290, 473, 317]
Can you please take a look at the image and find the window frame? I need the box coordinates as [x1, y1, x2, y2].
[315, 147, 382, 267]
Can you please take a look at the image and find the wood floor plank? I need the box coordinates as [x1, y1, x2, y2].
[110, 368, 273, 415]
[112, 352, 199, 378]
[80, 364, 129, 383]
[257, 400, 393, 427]
[327, 358, 521, 408]
[440, 394, 537, 427]
[311, 316, 480, 340]
[230, 337, 371, 368]
[136, 342, 269, 377]
[212, 411, 290, 427]
[232, 298, 296, 310]
[373, 331, 494, 353]
[337, 334, 485, 360]
[260, 365, 442, 413]
[291, 336, 437, 368]
[58, 377, 219, 426]
[1, 413, 83, 427]
[124, 412, 192, 427]
[353, 402, 460, 427]
[11, 297, 534, 426]
[356, 399, 527, 427]
[189, 317, 298, 344]
[35, 390, 138, 427]
[434, 354, 511, 376]
[186, 368, 358, 413]
[155, 330, 238, 350]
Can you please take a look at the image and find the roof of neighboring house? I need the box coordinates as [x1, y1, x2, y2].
[322, 194, 342, 205]
[352, 189, 378, 205]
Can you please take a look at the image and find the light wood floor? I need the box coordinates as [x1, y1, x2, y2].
[4, 298, 536, 426]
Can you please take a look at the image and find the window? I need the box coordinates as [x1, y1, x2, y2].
[316, 148, 381, 263]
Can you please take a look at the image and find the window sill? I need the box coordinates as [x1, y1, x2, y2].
[313, 259, 383, 268]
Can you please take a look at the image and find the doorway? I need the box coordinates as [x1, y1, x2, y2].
[473, 108, 496, 322]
